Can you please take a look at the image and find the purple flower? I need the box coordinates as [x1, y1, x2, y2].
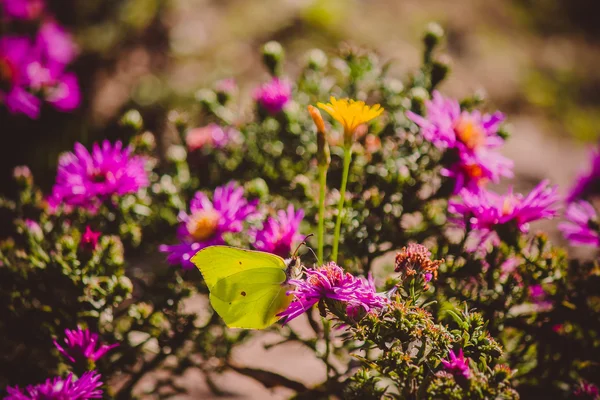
[406, 91, 513, 193]
[441, 349, 471, 379]
[80, 226, 101, 250]
[567, 146, 600, 203]
[441, 149, 514, 194]
[0, 36, 41, 118]
[254, 77, 291, 114]
[159, 183, 258, 269]
[448, 180, 560, 246]
[559, 201, 600, 247]
[5, 371, 103, 400]
[528, 284, 547, 304]
[36, 21, 78, 67]
[279, 262, 388, 323]
[53, 327, 118, 364]
[574, 380, 600, 399]
[250, 204, 304, 258]
[24, 219, 43, 240]
[1, 0, 44, 20]
[48, 141, 149, 212]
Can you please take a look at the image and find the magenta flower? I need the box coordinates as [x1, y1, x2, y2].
[48, 141, 149, 212]
[24, 219, 43, 240]
[80, 226, 101, 250]
[528, 284, 550, 305]
[406, 91, 513, 193]
[279, 262, 388, 323]
[5, 371, 103, 400]
[448, 180, 560, 246]
[574, 380, 600, 399]
[0, 36, 41, 118]
[159, 183, 258, 269]
[441, 349, 471, 380]
[53, 327, 118, 364]
[254, 77, 291, 114]
[36, 21, 78, 67]
[26, 62, 80, 112]
[250, 204, 304, 258]
[567, 146, 600, 203]
[559, 201, 600, 247]
[1, 0, 44, 20]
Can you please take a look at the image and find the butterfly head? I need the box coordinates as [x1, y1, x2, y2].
[285, 256, 302, 280]
[285, 234, 313, 281]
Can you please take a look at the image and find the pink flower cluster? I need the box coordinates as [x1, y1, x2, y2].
[278, 262, 388, 323]
[407, 91, 513, 194]
[0, 0, 80, 118]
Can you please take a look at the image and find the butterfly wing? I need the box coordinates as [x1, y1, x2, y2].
[210, 268, 292, 329]
[191, 246, 292, 329]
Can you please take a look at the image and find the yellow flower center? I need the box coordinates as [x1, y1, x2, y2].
[187, 209, 220, 241]
[501, 197, 516, 216]
[454, 116, 485, 150]
[317, 97, 383, 142]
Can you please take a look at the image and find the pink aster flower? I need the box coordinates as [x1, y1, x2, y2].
[36, 21, 78, 67]
[0, 36, 41, 118]
[5, 371, 103, 400]
[80, 226, 101, 250]
[254, 77, 291, 114]
[185, 123, 230, 151]
[528, 284, 551, 307]
[406, 91, 513, 193]
[574, 380, 600, 399]
[53, 326, 118, 364]
[448, 180, 560, 246]
[567, 145, 600, 203]
[48, 141, 149, 212]
[250, 204, 304, 258]
[26, 61, 80, 112]
[159, 182, 258, 269]
[559, 200, 600, 247]
[1, 0, 44, 20]
[24, 219, 43, 240]
[279, 262, 388, 323]
[441, 349, 471, 380]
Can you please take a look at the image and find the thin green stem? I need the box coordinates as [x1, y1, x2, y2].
[317, 166, 328, 263]
[323, 318, 331, 376]
[331, 146, 352, 263]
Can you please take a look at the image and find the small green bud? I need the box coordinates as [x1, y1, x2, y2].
[120, 109, 143, 131]
[244, 178, 269, 200]
[262, 41, 284, 76]
[195, 88, 218, 109]
[423, 22, 444, 51]
[307, 48, 328, 70]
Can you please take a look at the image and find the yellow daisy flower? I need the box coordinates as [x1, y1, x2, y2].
[317, 97, 384, 140]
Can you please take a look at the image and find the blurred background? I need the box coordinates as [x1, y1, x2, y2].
[2, 0, 600, 196]
[2, 0, 600, 397]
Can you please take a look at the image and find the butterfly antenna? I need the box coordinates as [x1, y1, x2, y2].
[292, 234, 315, 258]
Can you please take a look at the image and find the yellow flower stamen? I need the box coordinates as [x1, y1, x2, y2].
[454, 116, 485, 150]
[317, 97, 383, 143]
[187, 209, 220, 241]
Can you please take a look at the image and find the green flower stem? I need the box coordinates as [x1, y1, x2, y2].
[317, 165, 328, 264]
[331, 145, 352, 263]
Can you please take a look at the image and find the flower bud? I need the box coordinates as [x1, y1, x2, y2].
[120, 109, 143, 131]
[13, 165, 33, 187]
[262, 41, 284, 76]
[423, 22, 444, 52]
[308, 105, 330, 167]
